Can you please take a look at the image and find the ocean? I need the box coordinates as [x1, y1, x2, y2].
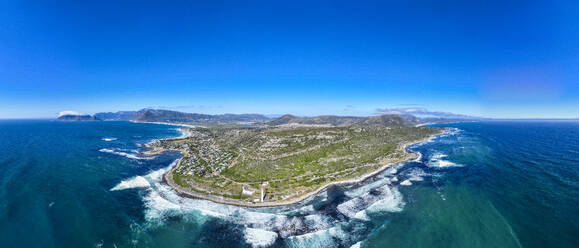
[0, 120, 577, 247]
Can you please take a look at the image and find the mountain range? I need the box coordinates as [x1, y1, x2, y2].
[56, 108, 475, 126]
[94, 109, 270, 124]
[56, 114, 101, 121]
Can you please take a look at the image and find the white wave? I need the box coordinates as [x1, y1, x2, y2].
[351, 241, 362, 248]
[443, 128, 462, 136]
[117, 116, 470, 246]
[428, 152, 461, 168]
[338, 184, 405, 220]
[132, 156, 405, 247]
[102, 137, 117, 141]
[111, 159, 178, 192]
[303, 214, 331, 231]
[111, 176, 150, 191]
[365, 187, 405, 213]
[277, 216, 306, 238]
[409, 127, 461, 150]
[144, 189, 180, 211]
[99, 148, 153, 160]
[295, 205, 315, 215]
[337, 197, 366, 219]
[437, 160, 458, 168]
[413, 151, 423, 162]
[353, 210, 369, 221]
[343, 163, 403, 199]
[344, 176, 390, 198]
[400, 180, 412, 186]
[339, 186, 405, 221]
[431, 153, 447, 160]
[245, 228, 278, 248]
[285, 227, 339, 248]
[285, 225, 351, 248]
[410, 176, 424, 181]
[406, 168, 428, 182]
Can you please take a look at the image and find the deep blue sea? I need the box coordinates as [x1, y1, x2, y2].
[0, 120, 577, 248]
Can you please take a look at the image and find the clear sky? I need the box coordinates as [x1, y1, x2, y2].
[1, 0, 578, 119]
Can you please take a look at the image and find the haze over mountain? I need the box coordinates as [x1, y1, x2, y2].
[94, 109, 270, 124]
[266, 114, 419, 127]
[56, 107, 483, 126]
[56, 114, 101, 121]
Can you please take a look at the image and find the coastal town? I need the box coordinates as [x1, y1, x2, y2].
[148, 117, 442, 206]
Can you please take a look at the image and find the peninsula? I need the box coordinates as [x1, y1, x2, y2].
[146, 113, 444, 207]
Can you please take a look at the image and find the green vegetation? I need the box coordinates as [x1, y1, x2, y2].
[152, 124, 440, 203]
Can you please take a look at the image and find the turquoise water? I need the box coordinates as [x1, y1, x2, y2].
[0, 120, 577, 247]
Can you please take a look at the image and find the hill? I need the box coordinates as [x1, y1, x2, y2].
[267, 114, 417, 127]
[94, 109, 270, 124]
[56, 114, 101, 121]
[152, 122, 442, 206]
[266, 114, 363, 126]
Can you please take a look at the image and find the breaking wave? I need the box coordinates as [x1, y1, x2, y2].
[245, 228, 278, 248]
[110, 124, 468, 247]
[428, 152, 461, 168]
[111, 156, 410, 247]
[99, 148, 153, 160]
[110, 176, 150, 191]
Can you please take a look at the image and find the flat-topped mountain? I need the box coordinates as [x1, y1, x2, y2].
[56, 114, 101, 121]
[95, 109, 270, 124]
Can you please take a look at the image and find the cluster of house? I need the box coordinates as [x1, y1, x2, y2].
[168, 132, 235, 177]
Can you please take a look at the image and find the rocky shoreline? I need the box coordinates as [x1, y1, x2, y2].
[151, 127, 446, 208]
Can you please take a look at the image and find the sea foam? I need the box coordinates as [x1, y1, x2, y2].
[127, 150, 409, 248]
[99, 148, 153, 160]
[245, 228, 278, 248]
[400, 180, 412, 186]
[110, 176, 150, 191]
[428, 152, 461, 168]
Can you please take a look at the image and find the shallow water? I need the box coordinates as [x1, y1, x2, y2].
[0, 120, 577, 247]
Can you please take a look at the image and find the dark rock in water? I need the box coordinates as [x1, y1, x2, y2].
[56, 114, 101, 121]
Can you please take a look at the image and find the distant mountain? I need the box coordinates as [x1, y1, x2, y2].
[94, 109, 148, 121]
[267, 114, 363, 126]
[397, 114, 423, 126]
[374, 107, 486, 124]
[56, 114, 101, 121]
[94, 109, 270, 124]
[92, 108, 477, 127]
[267, 114, 416, 127]
[357, 114, 414, 127]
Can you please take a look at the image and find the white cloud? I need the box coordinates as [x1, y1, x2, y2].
[57, 110, 83, 117]
[375, 107, 480, 120]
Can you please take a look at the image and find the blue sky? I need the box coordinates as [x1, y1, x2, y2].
[1, 0, 578, 118]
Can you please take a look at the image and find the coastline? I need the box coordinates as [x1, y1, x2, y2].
[129, 120, 200, 129]
[141, 125, 193, 156]
[151, 124, 448, 208]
